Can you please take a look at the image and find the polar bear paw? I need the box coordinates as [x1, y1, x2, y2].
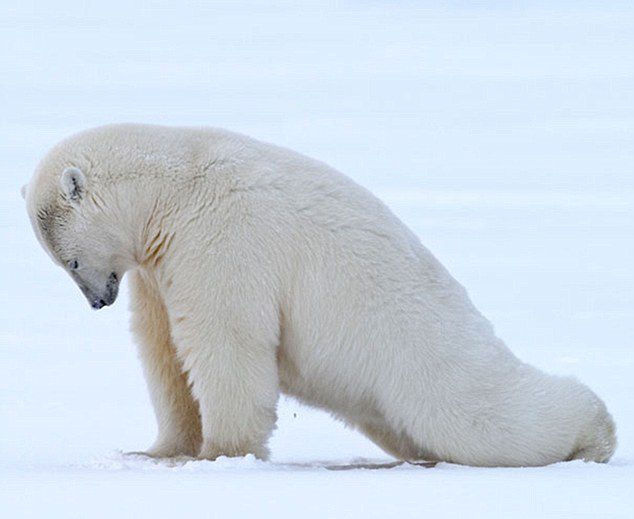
[198, 440, 270, 461]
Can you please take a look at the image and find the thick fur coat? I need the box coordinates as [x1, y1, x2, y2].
[25, 124, 616, 466]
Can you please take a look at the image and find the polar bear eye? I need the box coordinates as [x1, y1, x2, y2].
[68, 259, 79, 270]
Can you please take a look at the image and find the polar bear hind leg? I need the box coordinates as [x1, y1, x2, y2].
[359, 420, 430, 461]
[568, 402, 616, 463]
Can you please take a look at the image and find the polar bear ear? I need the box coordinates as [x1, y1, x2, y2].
[60, 167, 86, 204]
[20, 184, 27, 200]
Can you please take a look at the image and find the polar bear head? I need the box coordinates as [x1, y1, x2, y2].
[24, 136, 140, 310]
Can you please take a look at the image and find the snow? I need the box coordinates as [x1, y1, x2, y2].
[1, 1, 633, 517]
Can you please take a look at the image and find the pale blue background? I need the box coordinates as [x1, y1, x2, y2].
[1, 2, 632, 516]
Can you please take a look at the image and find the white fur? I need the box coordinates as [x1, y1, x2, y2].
[25, 124, 616, 466]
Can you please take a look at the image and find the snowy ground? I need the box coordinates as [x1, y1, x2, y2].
[1, 1, 633, 517]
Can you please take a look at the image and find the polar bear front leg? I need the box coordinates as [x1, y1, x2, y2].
[173, 314, 280, 461]
[130, 270, 202, 458]
[168, 269, 281, 461]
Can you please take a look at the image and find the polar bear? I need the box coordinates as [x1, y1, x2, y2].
[24, 124, 616, 467]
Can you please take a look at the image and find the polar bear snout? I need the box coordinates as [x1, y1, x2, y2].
[78, 271, 119, 310]
[91, 298, 108, 310]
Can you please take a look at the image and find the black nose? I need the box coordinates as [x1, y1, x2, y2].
[91, 299, 106, 310]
